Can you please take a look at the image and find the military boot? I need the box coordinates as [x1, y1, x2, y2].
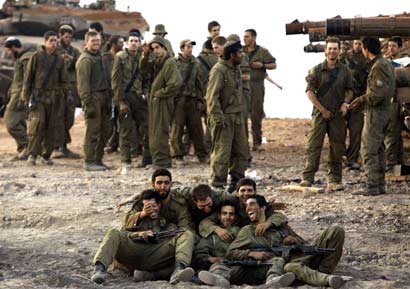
[327, 275, 345, 289]
[91, 262, 107, 284]
[27, 155, 37, 166]
[198, 270, 230, 288]
[61, 145, 80, 159]
[352, 185, 381, 196]
[84, 162, 106, 171]
[169, 262, 194, 284]
[300, 179, 312, 187]
[265, 272, 295, 287]
[40, 157, 54, 166]
[326, 182, 344, 192]
[133, 270, 157, 282]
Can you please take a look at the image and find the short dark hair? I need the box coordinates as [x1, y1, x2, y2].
[89, 22, 104, 33]
[129, 28, 142, 38]
[203, 39, 213, 50]
[5, 37, 22, 49]
[245, 29, 257, 37]
[325, 36, 341, 49]
[44, 31, 57, 41]
[208, 21, 220, 32]
[128, 32, 140, 40]
[109, 35, 122, 46]
[212, 36, 226, 46]
[151, 168, 172, 183]
[388, 37, 403, 48]
[85, 30, 99, 42]
[361, 36, 381, 55]
[59, 26, 73, 35]
[141, 189, 161, 203]
[192, 184, 212, 201]
[218, 199, 239, 216]
[248, 195, 267, 208]
[235, 178, 256, 192]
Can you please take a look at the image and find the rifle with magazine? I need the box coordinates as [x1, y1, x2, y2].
[129, 228, 185, 243]
[249, 244, 335, 260]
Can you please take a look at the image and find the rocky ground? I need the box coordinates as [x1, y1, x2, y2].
[0, 116, 409, 289]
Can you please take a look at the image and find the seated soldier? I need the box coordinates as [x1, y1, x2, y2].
[91, 190, 195, 284]
[199, 195, 347, 288]
[192, 199, 241, 271]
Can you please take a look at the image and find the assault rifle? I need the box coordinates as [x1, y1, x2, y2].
[249, 244, 335, 260]
[131, 228, 185, 243]
[223, 259, 274, 267]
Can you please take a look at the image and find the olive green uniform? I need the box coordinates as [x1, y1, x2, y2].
[359, 55, 395, 188]
[112, 48, 151, 165]
[163, 38, 175, 57]
[54, 43, 81, 148]
[76, 48, 111, 165]
[170, 54, 207, 160]
[240, 53, 252, 141]
[93, 217, 195, 279]
[243, 45, 276, 147]
[206, 59, 249, 187]
[23, 46, 69, 159]
[344, 49, 368, 164]
[302, 60, 353, 183]
[4, 48, 33, 153]
[141, 53, 182, 168]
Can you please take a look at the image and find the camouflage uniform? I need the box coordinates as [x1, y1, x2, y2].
[111, 48, 151, 165]
[4, 48, 33, 153]
[170, 54, 207, 161]
[76, 48, 111, 166]
[243, 45, 276, 147]
[206, 58, 248, 187]
[302, 60, 353, 184]
[23, 46, 69, 159]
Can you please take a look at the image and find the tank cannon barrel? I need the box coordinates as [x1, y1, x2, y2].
[308, 27, 359, 42]
[286, 20, 325, 35]
[303, 43, 325, 53]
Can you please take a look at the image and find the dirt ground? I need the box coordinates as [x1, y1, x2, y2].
[0, 116, 409, 289]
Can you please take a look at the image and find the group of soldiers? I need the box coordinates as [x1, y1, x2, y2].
[91, 168, 348, 288]
[300, 36, 404, 196]
[3, 20, 277, 192]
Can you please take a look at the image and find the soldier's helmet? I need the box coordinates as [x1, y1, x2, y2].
[153, 24, 168, 35]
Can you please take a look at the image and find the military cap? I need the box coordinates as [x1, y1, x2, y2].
[149, 35, 167, 50]
[226, 34, 240, 42]
[179, 39, 196, 48]
[5, 36, 22, 48]
[59, 24, 74, 32]
[153, 24, 168, 35]
[224, 40, 242, 53]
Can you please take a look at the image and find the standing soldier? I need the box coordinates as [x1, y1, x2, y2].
[152, 24, 175, 57]
[111, 32, 152, 170]
[23, 31, 69, 166]
[344, 39, 368, 169]
[300, 37, 353, 191]
[171, 39, 208, 165]
[76, 31, 112, 171]
[141, 36, 181, 168]
[4, 37, 33, 161]
[53, 24, 81, 159]
[207, 40, 248, 193]
[351, 37, 395, 195]
[243, 29, 276, 151]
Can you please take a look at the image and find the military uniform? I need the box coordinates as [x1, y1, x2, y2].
[170, 54, 207, 161]
[4, 48, 33, 154]
[141, 51, 182, 168]
[344, 49, 368, 165]
[23, 46, 69, 160]
[243, 45, 276, 147]
[302, 60, 353, 184]
[112, 48, 151, 165]
[93, 217, 195, 279]
[359, 55, 395, 189]
[76, 48, 111, 166]
[54, 42, 81, 149]
[206, 58, 248, 187]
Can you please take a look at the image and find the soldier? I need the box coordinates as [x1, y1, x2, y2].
[208, 21, 221, 40]
[152, 24, 175, 57]
[140, 36, 181, 168]
[300, 37, 353, 192]
[385, 37, 404, 170]
[91, 189, 196, 284]
[4, 37, 33, 161]
[198, 195, 346, 288]
[207, 40, 248, 192]
[89, 22, 109, 53]
[243, 29, 277, 151]
[344, 39, 368, 169]
[103, 35, 124, 154]
[211, 36, 226, 58]
[170, 39, 208, 164]
[193, 199, 240, 271]
[351, 37, 395, 195]
[53, 24, 81, 159]
[76, 31, 111, 171]
[23, 31, 69, 166]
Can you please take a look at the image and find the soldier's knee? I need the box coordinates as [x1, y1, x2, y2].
[106, 228, 122, 239]
[284, 262, 302, 275]
[328, 225, 345, 241]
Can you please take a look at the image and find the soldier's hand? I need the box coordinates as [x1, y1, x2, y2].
[208, 257, 224, 264]
[248, 251, 273, 261]
[119, 101, 129, 114]
[215, 227, 235, 242]
[255, 221, 271, 236]
[271, 201, 288, 211]
[350, 96, 364, 111]
[320, 109, 333, 121]
[140, 200, 156, 219]
[283, 236, 299, 245]
[339, 102, 349, 117]
[250, 61, 264, 69]
[85, 104, 97, 119]
[129, 230, 154, 242]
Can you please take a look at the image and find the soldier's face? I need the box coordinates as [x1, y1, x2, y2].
[45, 36, 58, 52]
[212, 43, 224, 57]
[388, 41, 400, 57]
[233, 50, 242, 65]
[127, 36, 139, 52]
[195, 196, 213, 213]
[218, 205, 236, 228]
[5, 47, 15, 58]
[325, 42, 339, 62]
[236, 185, 255, 205]
[152, 176, 171, 199]
[362, 47, 369, 60]
[87, 35, 101, 52]
[181, 43, 193, 57]
[142, 199, 160, 219]
[243, 32, 254, 47]
[246, 198, 264, 223]
[353, 40, 362, 53]
[210, 26, 220, 38]
[151, 43, 167, 59]
[60, 32, 72, 46]
[114, 37, 124, 52]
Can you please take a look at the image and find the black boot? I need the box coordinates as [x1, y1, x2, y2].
[91, 261, 107, 284]
[169, 261, 194, 284]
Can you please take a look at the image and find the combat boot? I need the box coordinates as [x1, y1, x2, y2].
[133, 270, 157, 282]
[91, 262, 107, 284]
[61, 145, 80, 159]
[352, 185, 381, 196]
[327, 275, 345, 289]
[300, 179, 312, 187]
[84, 162, 106, 171]
[169, 262, 194, 284]
[198, 270, 230, 288]
[40, 157, 54, 166]
[326, 182, 344, 192]
[265, 272, 295, 287]
[27, 155, 37, 166]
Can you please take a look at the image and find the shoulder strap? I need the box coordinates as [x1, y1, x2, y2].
[316, 65, 340, 99]
[124, 57, 140, 93]
[197, 55, 212, 71]
[248, 45, 260, 62]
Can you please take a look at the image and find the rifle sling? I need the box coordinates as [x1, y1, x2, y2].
[124, 58, 140, 94]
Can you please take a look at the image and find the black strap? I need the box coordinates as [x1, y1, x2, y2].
[316, 66, 340, 99]
[124, 57, 140, 94]
[180, 61, 195, 94]
[248, 45, 260, 62]
[197, 55, 212, 71]
[41, 54, 58, 90]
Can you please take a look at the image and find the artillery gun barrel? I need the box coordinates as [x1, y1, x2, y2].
[308, 27, 359, 42]
[304, 43, 325, 53]
[286, 20, 325, 35]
